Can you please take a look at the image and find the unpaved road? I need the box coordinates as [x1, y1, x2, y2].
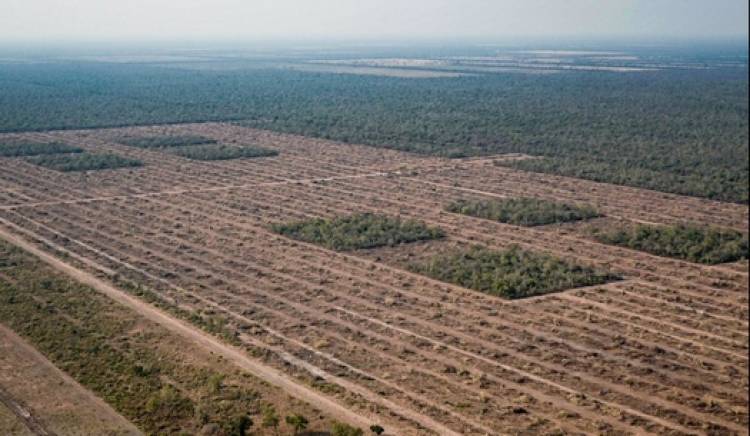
[0, 226, 379, 433]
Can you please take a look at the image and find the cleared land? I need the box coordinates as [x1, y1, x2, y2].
[0, 122, 748, 435]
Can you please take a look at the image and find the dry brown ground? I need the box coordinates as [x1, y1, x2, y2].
[0, 122, 748, 435]
[0, 325, 140, 436]
[0, 403, 33, 436]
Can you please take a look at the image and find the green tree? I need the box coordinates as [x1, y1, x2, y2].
[369, 424, 385, 435]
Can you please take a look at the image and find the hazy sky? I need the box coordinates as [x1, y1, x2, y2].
[1, 0, 747, 42]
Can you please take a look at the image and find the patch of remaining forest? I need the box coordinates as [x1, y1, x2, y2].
[446, 197, 601, 226]
[273, 213, 445, 251]
[408, 245, 620, 299]
[120, 134, 278, 161]
[0, 141, 82, 157]
[26, 153, 142, 172]
[591, 223, 749, 264]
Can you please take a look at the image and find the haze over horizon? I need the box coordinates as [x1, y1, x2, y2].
[1, 0, 748, 43]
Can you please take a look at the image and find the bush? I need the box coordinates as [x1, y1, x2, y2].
[26, 152, 143, 171]
[120, 134, 217, 148]
[272, 213, 445, 251]
[331, 422, 364, 436]
[409, 245, 619, 299]
[447, 197, 601, 226]
[592, 224, 749, 264]
[167, 144, 278, 161]
[0, 141, 83, 157]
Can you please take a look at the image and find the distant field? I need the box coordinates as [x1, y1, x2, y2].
[0, 45, 746, 202]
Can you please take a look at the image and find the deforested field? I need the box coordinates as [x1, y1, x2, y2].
[1, 122, 748, 435]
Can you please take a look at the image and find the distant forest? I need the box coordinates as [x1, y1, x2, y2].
[0, 61, 747, 202]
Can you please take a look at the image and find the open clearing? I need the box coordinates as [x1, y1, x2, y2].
[0, 122, 748, 435]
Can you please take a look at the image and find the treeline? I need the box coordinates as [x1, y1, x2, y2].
[27, 152, 142, 172]
[500, 157, 747, 204]
[0, 61, 746, 202]
[168, 144, 278, 161]
[273, 213, 445, 251]
[409, 245, 619, 299]
[120, 134, 217, 148]
[592, 224, 749, 264]
[447, 197, 601, 226]
[0, 141, 82, 157]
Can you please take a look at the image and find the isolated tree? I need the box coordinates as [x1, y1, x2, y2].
[369, 424, 385, 435]
[285, 414, 309, 434]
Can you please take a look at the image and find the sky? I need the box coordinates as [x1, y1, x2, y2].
[1, 0, 747, 42]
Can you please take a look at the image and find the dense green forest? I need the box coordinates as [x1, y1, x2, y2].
[27, 152, 143, 171]
[167, 144, 278, 161]
[446, 197, 601, 226]
[0, 141, 83, 157]
[120, 134, 217, 148]
[409, 245, 619, 299]
[591, 224, 749, 264]
[0, 56, 747, 202]
[273, 213, 445, 251]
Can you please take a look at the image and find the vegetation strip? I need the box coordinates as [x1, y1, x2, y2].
[0, 142, 83, 157]
[446, 197, 601, 226]
[166, 144, 279, 161]
[408, 245, 620, 299]
[25, 153, 143, 172]
[272, 213, 445, 251]
[119, 134, 217, 148]
[591, 223, 749, 265]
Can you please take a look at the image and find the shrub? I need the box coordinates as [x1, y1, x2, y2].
[26, 152, 143, 171]
[331, 422, 364, 436]
[592, 223, 749, 264]
[261, 405, 280, 432]
[167, 144, 278, 161]
[120, 135, 217, 148]
[0, 141, 83, 157]
[272, 213, 445, 251]
[447, 197, 601, 226]
[409, 245, 619, 299]
[285, 414, 309, 434]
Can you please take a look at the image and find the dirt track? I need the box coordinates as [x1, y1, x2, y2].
[0, 325, 140, 436]
[0, 123, 748, 435]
